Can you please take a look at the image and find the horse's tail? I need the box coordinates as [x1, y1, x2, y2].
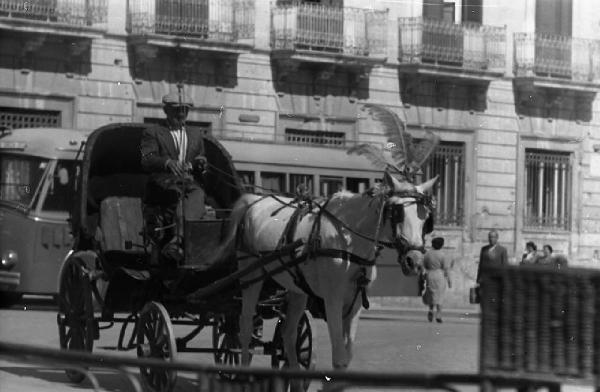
[204, 193, 257, 267]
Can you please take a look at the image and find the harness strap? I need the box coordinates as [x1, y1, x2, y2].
[314, 249, 376, 266]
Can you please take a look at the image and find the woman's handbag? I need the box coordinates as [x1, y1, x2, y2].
[469, 285, 480, 304]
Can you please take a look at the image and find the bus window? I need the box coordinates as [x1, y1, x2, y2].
[42, 160, 81, 212]
[289, 174, 314, 195]
[238, 171, 255, 193]
[320, 176, 343, 197]
[261, 172, 285, 194]
[0, 155, 47, 209]
[346, 177, 369, 193]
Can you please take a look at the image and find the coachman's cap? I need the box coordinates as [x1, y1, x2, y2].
[162, 92, 193, 107]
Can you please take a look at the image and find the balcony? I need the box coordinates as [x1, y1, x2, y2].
[514, 33, 600, 92]
[0, 0, 107, 36]
[127, 0, 255, 52]
[398, 17, 506, 81]
[270, 3, 387, 71]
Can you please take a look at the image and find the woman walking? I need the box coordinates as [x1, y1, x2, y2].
[422, 237, 452, 323]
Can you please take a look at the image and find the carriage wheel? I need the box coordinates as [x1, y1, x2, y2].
[212, 315, 252, 380]
[57, 256, 95, 384]
[137, 301, 178, 392]
[271, 311, 315, 391]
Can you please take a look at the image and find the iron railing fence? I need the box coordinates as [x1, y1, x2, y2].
[514, 33, 600, 82]
[271, 4, 388, 58]
[524, 149, 571, 231]
[0, 0, 107, 26]
[127, 0, 255, 42]
[398, 17, 506, 72]
[0, 340, 565, 392]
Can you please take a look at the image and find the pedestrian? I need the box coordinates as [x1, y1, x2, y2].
[140, 91, 208, 264]
[476, 229, 508, 285]
[535, 244, 568, 269]
[520, 241, 538, 265]
[422, 237, 452, 323]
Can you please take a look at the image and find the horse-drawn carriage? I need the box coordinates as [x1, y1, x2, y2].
[55, 106, 441, 392]
[55, 123, 315, 392]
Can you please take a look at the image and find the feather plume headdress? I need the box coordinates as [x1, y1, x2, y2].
[347, 104, 440, 180]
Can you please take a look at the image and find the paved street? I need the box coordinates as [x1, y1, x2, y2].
[0, 300, 479, 391]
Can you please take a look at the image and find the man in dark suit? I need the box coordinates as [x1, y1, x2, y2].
[140, 92, 207, 262]
[476, 229, 508, 284]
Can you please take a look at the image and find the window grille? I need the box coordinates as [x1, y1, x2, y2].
[524, 149, 571, 230]
[285, 129, 345, 147]
[0, 107, 61, 129]
[418, 142, 465, 227]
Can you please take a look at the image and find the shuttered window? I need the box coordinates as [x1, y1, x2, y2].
[525, 149, 571, 230]
[0, 107, 61, 129]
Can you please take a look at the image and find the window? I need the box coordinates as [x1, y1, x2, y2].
[419, 142, 465, 226]
[524, 149, 571, 230]
[0, 155, 48, 209]
[0, 107, 61, 129]
[319, 176, 343, 197]
[285, 129, 345, 148]
[260, 172, 285, 194]
[42, 160, 81, 212]
[289, 174, 314, 194]
[346, 177, 369, 193]
[237, 170, 255, 193]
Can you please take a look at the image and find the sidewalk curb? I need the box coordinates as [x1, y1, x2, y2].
[362, 306, 480, 320]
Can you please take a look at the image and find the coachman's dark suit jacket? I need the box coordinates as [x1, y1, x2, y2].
[140, 122, 205, 205]
[476, 244, 508, 284]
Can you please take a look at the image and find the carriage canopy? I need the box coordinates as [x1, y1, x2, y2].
[72, 123, 242, 249]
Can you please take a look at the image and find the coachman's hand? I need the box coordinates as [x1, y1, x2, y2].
[194, 155, 207, 172]
[165, 159, 185, 177]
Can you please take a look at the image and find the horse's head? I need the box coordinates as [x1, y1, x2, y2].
[381, 171, 438, 276]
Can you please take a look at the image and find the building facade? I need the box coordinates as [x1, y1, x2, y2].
[1, 0, 599, 296]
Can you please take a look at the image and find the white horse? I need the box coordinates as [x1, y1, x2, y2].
[209, 171, 437, 389]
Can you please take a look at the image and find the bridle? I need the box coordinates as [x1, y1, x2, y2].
[385, 190, 435, 253]
[319, 189, 435, 259]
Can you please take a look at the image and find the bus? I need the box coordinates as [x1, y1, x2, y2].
[0, 127, 87, 306]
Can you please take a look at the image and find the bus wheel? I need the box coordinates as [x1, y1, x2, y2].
[57, 256, 95, 384]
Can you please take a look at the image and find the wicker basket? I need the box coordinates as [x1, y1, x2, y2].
[479, 265, 597, 382]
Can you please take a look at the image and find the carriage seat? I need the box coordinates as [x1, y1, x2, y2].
[97, 196, 146, 254]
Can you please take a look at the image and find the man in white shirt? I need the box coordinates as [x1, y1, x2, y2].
[140, 92, 207, 263]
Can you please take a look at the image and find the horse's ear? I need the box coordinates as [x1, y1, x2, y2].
[416, 175, 439, 194]
[384, 171, 414, 193]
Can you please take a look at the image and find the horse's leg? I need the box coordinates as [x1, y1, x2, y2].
[342, 302, 363, 366]
[239, 269, 263, 366]
[281, 291, 307, 392]
[323, 293, 348, 370]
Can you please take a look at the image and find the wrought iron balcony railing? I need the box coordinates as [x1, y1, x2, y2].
[514, 32, 600, 83]
[0, 0, 107, 26]
[398, 17, 506, 73]
[271, 4, 388, 58]
[127, 0, 254, 42]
